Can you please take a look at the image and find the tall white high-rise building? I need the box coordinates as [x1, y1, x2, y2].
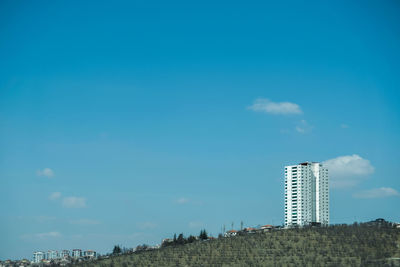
[284, 162, 329, 227]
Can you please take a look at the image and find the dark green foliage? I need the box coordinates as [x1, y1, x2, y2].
[112, 245, 121, 254]
[199, 229, 208, 240]
[135, 244, 148, 251]
[75, 225, 400, 267]
[187, 235, 196, 243]
[177, 233, 185, 245]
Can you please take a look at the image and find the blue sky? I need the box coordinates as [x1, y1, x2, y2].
[1, 0, 400, 260]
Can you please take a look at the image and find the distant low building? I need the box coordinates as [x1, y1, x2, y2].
[261, 225, 273, 232]
[84, 250, 96, 258]
[244, 227, 257, 234]
[224, 230, 237, 237]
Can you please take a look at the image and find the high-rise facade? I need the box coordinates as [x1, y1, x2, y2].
[60, 250, 70, 258]
[33, 251, 46, 263]
[72, 249, 82, 258]
[47, 250, 58, 260]
[284, 162, 329, 227]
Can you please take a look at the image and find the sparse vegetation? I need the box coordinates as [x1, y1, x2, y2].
[74, 223, 400, 267]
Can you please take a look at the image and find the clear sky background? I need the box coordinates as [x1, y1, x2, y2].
[1, 0, 399, 260]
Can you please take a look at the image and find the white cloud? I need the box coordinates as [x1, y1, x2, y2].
[49, 192, 62, 200]
[341, 124, 349, 128]
[62, 197, 87, 208]
[248, 98, 302, 115]
[176, 197, 189, 204]
[324, 155, 374, 176]
[69, 219, 100, 225]
[353, 187, 400, 199]
[37, 168, 54, 178]
[295, 120, 312, 134]
[323, 154, 374, 188]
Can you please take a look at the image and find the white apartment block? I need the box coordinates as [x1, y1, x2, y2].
[47, 250, 58, 260]
[84, 250, 97, 258]
[72, 249, 82, 258]
[33, 251, 46, 263]
[59, 250, 70, 258]
[284, 162, 329, 227]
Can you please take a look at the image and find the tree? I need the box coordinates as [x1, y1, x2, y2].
[188, 235, 196, 243]
[113, 245, 122, 254]
[177, 233, 185, 245]
[199, 229, 208, 240]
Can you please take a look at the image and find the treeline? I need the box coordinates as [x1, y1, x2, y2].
[110, 229, 209, 255]
[73, 223, 400, 267]
[162, 230, 209, 247]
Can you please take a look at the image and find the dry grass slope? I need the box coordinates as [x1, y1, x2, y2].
[75, 225, 400, 267]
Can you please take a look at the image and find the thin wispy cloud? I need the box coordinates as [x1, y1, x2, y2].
[62, 197, 87, 208]
[248, 98, 302, 115]
[49, 192, 62, 200]
[296, 120, 313, 134]
[353, 187, 400, 199]
[323, 154, 374, 188]
[69, 219, 100, 225]
[137, 222, 158, 230]
[176, 197, 190, 204]
[49, 192, 87, 208]
[341, 124, 349, 129]
[36, 231, 61, 238]
[21, 231, 61, 240]
[36, 168, 54, 178]
[295, 127, 306, 133]
[35, 216, 57, 223]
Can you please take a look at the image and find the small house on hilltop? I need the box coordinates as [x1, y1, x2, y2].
[224, 230, 237, 237]
[261, 225, 274, 232]
[244, 227, 257, 234]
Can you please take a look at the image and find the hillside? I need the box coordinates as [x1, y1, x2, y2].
[76, 224, 400, 267]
